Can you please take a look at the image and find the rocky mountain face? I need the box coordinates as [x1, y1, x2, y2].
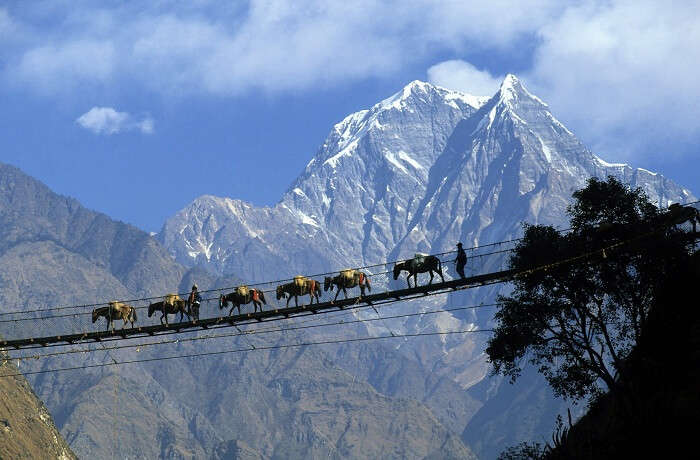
[158, 75, 695, 457]
[0, 161, 475, 459]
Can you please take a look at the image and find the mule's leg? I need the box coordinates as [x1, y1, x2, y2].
[406, 274, 412, 288]
[428, 270, 434, 285]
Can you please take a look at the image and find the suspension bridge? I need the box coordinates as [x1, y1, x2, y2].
[0, 201, 697, 376]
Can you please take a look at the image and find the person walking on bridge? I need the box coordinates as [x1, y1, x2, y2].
[188, 284, 202, 320]
[455, 242, 467, 279]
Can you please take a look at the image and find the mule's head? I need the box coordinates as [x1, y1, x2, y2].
[323, 277, 333, 291]
[148, 302, 156, 318]
[393, 263, 403, 280]
[92, 309, 99, 323]
[258, 290, 267, 305]
[276, 285, 285, 300]
[219, 293, 226, 310]
[132, 307, 138, 322]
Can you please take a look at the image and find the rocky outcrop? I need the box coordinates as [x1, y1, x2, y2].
[0, 348, 76, 460]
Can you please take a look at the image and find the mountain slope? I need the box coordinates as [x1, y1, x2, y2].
[0, 162, 185, 297]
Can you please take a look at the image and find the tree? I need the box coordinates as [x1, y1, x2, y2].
[486, 176, 693, 401]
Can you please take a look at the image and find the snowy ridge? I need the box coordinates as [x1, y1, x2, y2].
[378, 80, 487, 112]
[160, 74, 693, 276]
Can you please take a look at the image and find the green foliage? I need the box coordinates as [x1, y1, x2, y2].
[487, 176, 692, 401]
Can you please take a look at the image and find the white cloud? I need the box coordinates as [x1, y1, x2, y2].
[523, 0, 700, 159]
[427, 60, 501, 96]
[137, 117, 154, 134]
[76, 107, 154, 135]
[15, 41, 115, 94]
[0, 1, 565, 95]
[2, 0, 700, 165]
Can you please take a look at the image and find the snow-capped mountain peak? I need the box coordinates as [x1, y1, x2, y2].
[497, 74, 543, 106]
[159, 76, 694, 279]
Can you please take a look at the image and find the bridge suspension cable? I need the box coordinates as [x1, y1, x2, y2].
[0, 328, 494, 379]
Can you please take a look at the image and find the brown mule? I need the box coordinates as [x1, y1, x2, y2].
[148, 294, 189, 325]
[276, 277, 322, 307]
[219, 287, 267, 316]
[323, 269, 372, 301]
[393, 255, 444, 288]
[92, 301, 137, 331]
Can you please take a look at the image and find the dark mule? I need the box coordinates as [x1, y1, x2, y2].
[323, 269, 371, 301]
[219, 286, 267, 316]
[92, 301, 137, 331]
[148, 294, 189, 325]
[393, 254, 444, 288]
[92, 306, 112, 331]
[276, 277, 321, 307]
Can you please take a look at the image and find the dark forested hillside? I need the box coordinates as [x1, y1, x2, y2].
[541, 251, 700, 459]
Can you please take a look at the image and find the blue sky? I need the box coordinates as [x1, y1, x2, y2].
[1, 1, 699, 232]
